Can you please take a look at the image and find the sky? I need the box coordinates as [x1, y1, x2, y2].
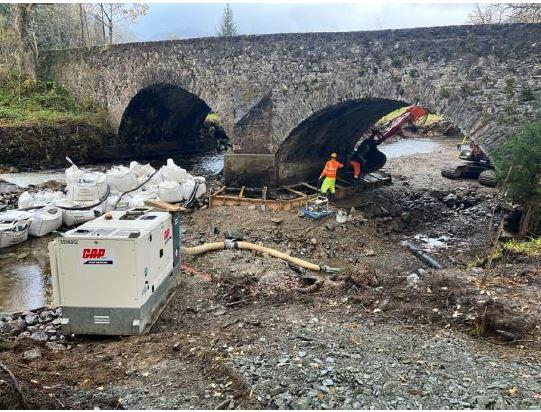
[131, 3, 478, 41]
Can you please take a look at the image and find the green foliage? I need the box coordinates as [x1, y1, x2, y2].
[0, 72, 108, 129]
[216, 4, 238, 37]
[493, 120, 541, 206]
[520, 85, 535, 102]
[493, 118, 541, 234]
[204, 112, 221, 126]
[503, 237, 541, 258]
[504, 78, 516, 97]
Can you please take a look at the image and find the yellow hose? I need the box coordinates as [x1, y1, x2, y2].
[183, 242, 226, 256]
[236, 241, 321, 271]
[183, 241, 324, 272]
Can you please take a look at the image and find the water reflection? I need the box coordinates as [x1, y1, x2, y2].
[380, 138, 441, 159]
[0, 236, 51, 313]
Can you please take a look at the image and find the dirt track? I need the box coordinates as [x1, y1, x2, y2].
[1, 137, 541, 409]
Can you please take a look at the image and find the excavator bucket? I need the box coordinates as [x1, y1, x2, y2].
[361, 145, 387, 174]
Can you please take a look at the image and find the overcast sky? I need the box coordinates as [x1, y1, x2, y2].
[131, 3, 477, 41]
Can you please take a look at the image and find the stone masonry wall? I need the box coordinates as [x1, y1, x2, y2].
[41, 23, 541, 184]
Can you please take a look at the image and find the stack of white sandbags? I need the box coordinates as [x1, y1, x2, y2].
[18, 190, 66, 210]
[156, 158, 206, 204]
[106, 165, 138, 193]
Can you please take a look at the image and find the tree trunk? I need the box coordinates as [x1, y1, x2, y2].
[99, 3, 106, 42]
[78, 4, 86, 47]
[518, 205, 532, 238]
[108, 3, 113, 44]
[11, 3, 37, 81]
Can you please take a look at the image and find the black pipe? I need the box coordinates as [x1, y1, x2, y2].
[403, 241, 443, 270]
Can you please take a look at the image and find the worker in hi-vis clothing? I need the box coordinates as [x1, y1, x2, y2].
[319, 153, 343, 200]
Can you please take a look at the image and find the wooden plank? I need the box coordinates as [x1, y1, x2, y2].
[238, 186, 245, 199]
[213, 186, 226, 196]
[301, 182, 319, 191]
[144, 199, 186, 213]
[282, 186, 307, 197]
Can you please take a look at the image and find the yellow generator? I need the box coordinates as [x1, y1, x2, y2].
[49, 207, 181, 336]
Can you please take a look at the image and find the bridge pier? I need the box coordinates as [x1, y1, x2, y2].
[223, 153, 277, 187]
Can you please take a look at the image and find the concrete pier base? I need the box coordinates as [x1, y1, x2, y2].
[224, 153, 277, 187]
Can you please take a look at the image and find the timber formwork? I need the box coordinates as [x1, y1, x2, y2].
[209, 171, 392, 210]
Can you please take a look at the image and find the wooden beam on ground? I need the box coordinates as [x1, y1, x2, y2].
[144, 199, 186, 213]
[213, 186, 226, 196]
[282, 186, 308, 197]
[238, 186, 245, 199]
[301, 182, 319, 191]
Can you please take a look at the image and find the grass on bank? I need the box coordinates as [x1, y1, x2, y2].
[377, 106, 443, 126]
[470, 236, 541, 267]
[0, 72, 108, 129]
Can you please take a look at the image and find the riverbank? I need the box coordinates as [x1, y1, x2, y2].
[1, 136, 540, 409]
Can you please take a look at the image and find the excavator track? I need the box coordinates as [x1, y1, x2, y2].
[441, 163, 466, 179]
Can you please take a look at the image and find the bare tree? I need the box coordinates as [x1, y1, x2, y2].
[11, 3, 37, 80]
[468, 3, 541, 24]
[88, 3, 148, 44]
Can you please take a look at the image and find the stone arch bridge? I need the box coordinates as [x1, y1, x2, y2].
[41, 23, 541, 186]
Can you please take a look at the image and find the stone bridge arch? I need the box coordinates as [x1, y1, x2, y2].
[41, 23, 541, 185]
[117, 83, 216, 158]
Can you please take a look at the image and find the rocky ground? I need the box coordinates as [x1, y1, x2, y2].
[1, 137, 540, 409]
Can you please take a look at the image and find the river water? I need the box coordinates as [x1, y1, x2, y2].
[0, 140, 439, 313]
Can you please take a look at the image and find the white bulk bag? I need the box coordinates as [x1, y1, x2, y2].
[106, 166, 138, 193]
[71, 172, 107, 202]
[65, 164, 84, 185]
[159, 158, 189, 184]
[181, 177, 207, 201]
[27, 206, 63, 237]
[18, 191, 66, 209]
[0, 215, 30, 249]
[17, 191, 34, 209]
[56, 199, 104, 227]
[128, 191, 156, 208]
[104, 195, 130, 212]
[158, 181, 183, 203]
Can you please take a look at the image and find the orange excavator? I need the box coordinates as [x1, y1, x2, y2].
[352, 105, 429, 175]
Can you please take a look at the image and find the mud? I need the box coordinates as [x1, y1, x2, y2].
[1, 136, 540, 409]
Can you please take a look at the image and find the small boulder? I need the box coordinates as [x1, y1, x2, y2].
[407, 273, 420, 287]
[25, 313, 39, 326]
[9, 318, 26, 335]
[442, 193, 459, 206]
[45, 342, 66, 352]
[30, 331, 48, 342]
[23, 348, 42, 361]
[39, 310, 54, 323]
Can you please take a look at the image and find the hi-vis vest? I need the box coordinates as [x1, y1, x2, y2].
[320, 159, 343, 179]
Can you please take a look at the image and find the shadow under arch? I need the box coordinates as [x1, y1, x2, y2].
[275, 98, 408, 184]
[116, 83, 218, 160]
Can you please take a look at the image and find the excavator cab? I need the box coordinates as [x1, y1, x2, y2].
[442, 139, 496, 187]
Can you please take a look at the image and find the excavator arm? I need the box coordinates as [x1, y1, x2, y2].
[376, 106, 429, 145]
[354, 106, 429, 175]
